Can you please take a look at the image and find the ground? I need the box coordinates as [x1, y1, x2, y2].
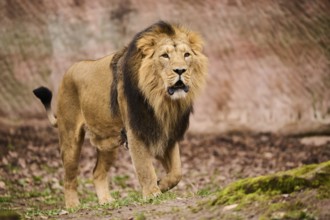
[0, 128, 330, 219]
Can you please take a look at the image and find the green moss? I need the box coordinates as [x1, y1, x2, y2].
[134, 212, 146, 220]
[283, 210, 315, 220]
[285, 164, 319, 176]
[317, 184, 330, 199]
[259, 201, 316, 220]
[211, 161, 330, 206]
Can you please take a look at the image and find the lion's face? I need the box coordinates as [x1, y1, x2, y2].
[137, 28, 207, 103]
[156, 38, 194, 100]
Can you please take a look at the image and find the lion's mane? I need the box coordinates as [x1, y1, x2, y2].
[111, 21, 207, 155]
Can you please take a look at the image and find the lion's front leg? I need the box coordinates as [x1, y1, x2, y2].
[157, 142, 182, 192]
[127, 132, 161, 199]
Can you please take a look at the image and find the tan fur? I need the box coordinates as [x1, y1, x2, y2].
[36, 22, 207, 208]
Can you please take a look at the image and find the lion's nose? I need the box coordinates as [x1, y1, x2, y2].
[173, 68, 186, 75]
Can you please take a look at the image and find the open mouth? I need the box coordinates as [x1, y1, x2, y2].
[167, 80, 189, 95]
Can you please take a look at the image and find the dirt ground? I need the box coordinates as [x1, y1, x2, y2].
[0, 127, 330, 219]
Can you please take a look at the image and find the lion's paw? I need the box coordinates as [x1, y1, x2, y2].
[143, 187, 161, 200]
[98, 195, 115, 205]
[65, 198, 80, 209]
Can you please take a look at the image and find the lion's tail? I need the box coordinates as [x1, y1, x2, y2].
[33, 86, 58, 127]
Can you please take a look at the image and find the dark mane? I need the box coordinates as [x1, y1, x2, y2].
[110, 47, 127, 116]
[122, 21, 190, 147]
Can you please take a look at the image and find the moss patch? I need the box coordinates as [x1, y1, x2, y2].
[211, 161, 330, 207]
[206, 161, 330, 219]
[257, 200, 317, 220]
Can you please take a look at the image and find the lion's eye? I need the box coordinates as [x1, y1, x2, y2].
[184, 52, 191, 58]
[161, 53, 169, 59]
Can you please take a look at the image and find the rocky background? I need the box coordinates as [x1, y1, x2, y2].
[0, 0, 329, 137]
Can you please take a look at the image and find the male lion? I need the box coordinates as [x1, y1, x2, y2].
[33, 21, 207, 208]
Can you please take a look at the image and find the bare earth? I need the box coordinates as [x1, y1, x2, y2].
[1, 128, 330, 219]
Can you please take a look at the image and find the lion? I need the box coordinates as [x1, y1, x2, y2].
[33, 21, 208, 208]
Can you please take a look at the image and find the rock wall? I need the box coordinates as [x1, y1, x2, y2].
[0, 0, 329, 135]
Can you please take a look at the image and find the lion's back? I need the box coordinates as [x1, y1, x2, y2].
[68, 55, 114, 91]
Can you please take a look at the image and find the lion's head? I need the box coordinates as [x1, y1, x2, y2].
[136, 22, 208, 103]
[122, 21, 207, 146]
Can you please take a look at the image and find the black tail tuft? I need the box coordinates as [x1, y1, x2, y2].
[33, 86, 52, 108]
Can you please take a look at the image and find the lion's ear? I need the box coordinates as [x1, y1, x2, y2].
[137, 35, 156, 56]
[187, 32, 204, 54]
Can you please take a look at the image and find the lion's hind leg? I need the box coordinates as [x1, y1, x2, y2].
[157, 143, 182, 192]
[58, 121, 85, 209]
[93, 148, 118, 205]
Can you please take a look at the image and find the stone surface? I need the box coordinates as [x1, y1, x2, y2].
[0, 0, 329, 135]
